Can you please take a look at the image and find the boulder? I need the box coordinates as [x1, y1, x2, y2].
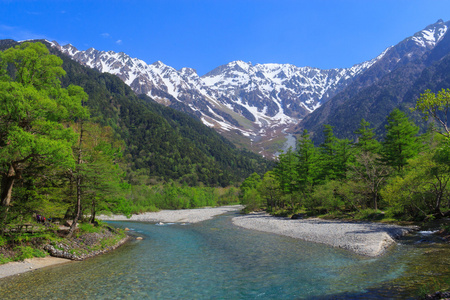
[291, 213, 307, 220]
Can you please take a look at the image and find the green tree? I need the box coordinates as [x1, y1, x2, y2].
[414, 89, 450, 138]
[334, 138, 353, 180]
[318, 125, 338, 181]
[296, 129, 319, 192]
[318, 125, 353, 181]
[258, 171, 282, 210]
[0, 42, 87, 228]
[381, 151, 450, 219]
[274, 147, 298, 194]
[240, 172, 261, 194]
[381, 109, 419, 172]
[348, 151, 391, 210]
[76, 123, 124, 223]
[354, 119, 380, 153]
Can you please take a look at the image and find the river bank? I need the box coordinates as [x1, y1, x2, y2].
[0, 224, 129, 279]
[0, 256, 71, 279]
[232, 212, 418, 257]
[100, 205, 419, 256]
[0, 206, 422, 280]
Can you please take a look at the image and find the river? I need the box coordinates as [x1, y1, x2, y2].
[0, 212, 448, 299]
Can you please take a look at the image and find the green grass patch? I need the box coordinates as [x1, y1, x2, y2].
[13, 246, 47, 261]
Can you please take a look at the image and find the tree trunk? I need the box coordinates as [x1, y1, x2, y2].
[67, 120, 84, 237]
[1, 164, 16, 207]
[373, 192, 378, 211]
[90, 197, 96, 223]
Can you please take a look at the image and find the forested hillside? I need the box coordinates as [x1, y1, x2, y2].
[0, 39, 270, 187]
[242, 98, 450, 221]
[0, 41, 273, 249]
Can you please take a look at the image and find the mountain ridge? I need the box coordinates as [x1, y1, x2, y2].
[49, 41, 384, 156]
[298, 19, 450, 142]
[49, 19, 449, 153]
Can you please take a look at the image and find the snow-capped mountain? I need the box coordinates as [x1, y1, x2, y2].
[50, 19, 449, 155]
[52, 43, 378, 137]
[411, 19, 448, 48]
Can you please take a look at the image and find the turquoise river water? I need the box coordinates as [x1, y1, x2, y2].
[0, 211, 448, 299]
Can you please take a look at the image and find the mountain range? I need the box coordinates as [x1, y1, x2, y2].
[50, 19, 449, 153]
[0, 39, 272, 187]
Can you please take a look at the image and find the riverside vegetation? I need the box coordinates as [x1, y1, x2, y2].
[0, 42, 246, 263]
[0, 41, 448, 296]
[239, 91, 450, 294]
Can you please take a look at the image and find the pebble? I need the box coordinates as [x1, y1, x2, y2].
[232, 213, 416, 257]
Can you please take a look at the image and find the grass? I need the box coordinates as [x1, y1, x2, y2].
[0, 221, 126, 264]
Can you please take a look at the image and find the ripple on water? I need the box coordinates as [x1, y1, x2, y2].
[0, 213, 447, 299]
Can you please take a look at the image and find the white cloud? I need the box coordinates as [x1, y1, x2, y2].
[101, 33, 110, 38]
[116, 39, 122, 45]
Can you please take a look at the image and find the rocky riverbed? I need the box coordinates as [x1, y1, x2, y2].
[97, 205, 244, 223]
[232, 212, 418, 257]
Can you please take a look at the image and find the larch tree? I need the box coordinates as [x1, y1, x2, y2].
[381, 109, 419, 172]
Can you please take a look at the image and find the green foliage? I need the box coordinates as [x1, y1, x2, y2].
[259, 171, 282, 210]
[241, 188, 263, 213]
[112, 184, 239, 214]
[381, 150, 450, 219]
[79, 223, 101, 234]
[0, 254, 12, 264]
[414, 88, 450, 138]
[49, 40, 270, 187]
[308, 180, 344, 214]
[381, 109, 419, 172]
[354, 119, 380, 153]
[13, 245, 47, 261]
[0, 235, 7, 247]
[274, 148, 298, 194]
[0, 42, 89, 235]
[239, 104, 450, 221]
[353, 209, 385, 221]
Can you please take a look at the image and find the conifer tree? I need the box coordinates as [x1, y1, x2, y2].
[274, 147, 298, 194]
[296, 130, 319, 191]
[318, 125, 337, 181]
[354, 119, 380, 153]
[381, 109, 419, 172]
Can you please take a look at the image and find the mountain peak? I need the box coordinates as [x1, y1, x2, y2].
[152, 60, 167, 68]
[410, 20, 449, 48]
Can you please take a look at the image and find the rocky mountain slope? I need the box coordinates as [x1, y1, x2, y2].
[49, 43, 381, 156]
[299, 19, 450, 142]
[51, 19, 449, 153]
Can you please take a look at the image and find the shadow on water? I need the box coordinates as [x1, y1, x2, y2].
[0, 211, 448, 299]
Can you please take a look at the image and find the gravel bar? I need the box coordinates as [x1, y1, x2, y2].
[232, 212, 418, 257]
[0, 257, 71, 279]
[97, 205, 243, 224]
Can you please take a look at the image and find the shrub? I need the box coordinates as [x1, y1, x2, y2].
[79, 223, 101, 234]
[14, 246, 47, 261]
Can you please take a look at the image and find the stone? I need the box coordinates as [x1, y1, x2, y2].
[136, 237, 143, 240]
[291, 213, 307, 220]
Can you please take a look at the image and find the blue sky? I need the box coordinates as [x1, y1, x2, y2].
[1, 0, 450, 75]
